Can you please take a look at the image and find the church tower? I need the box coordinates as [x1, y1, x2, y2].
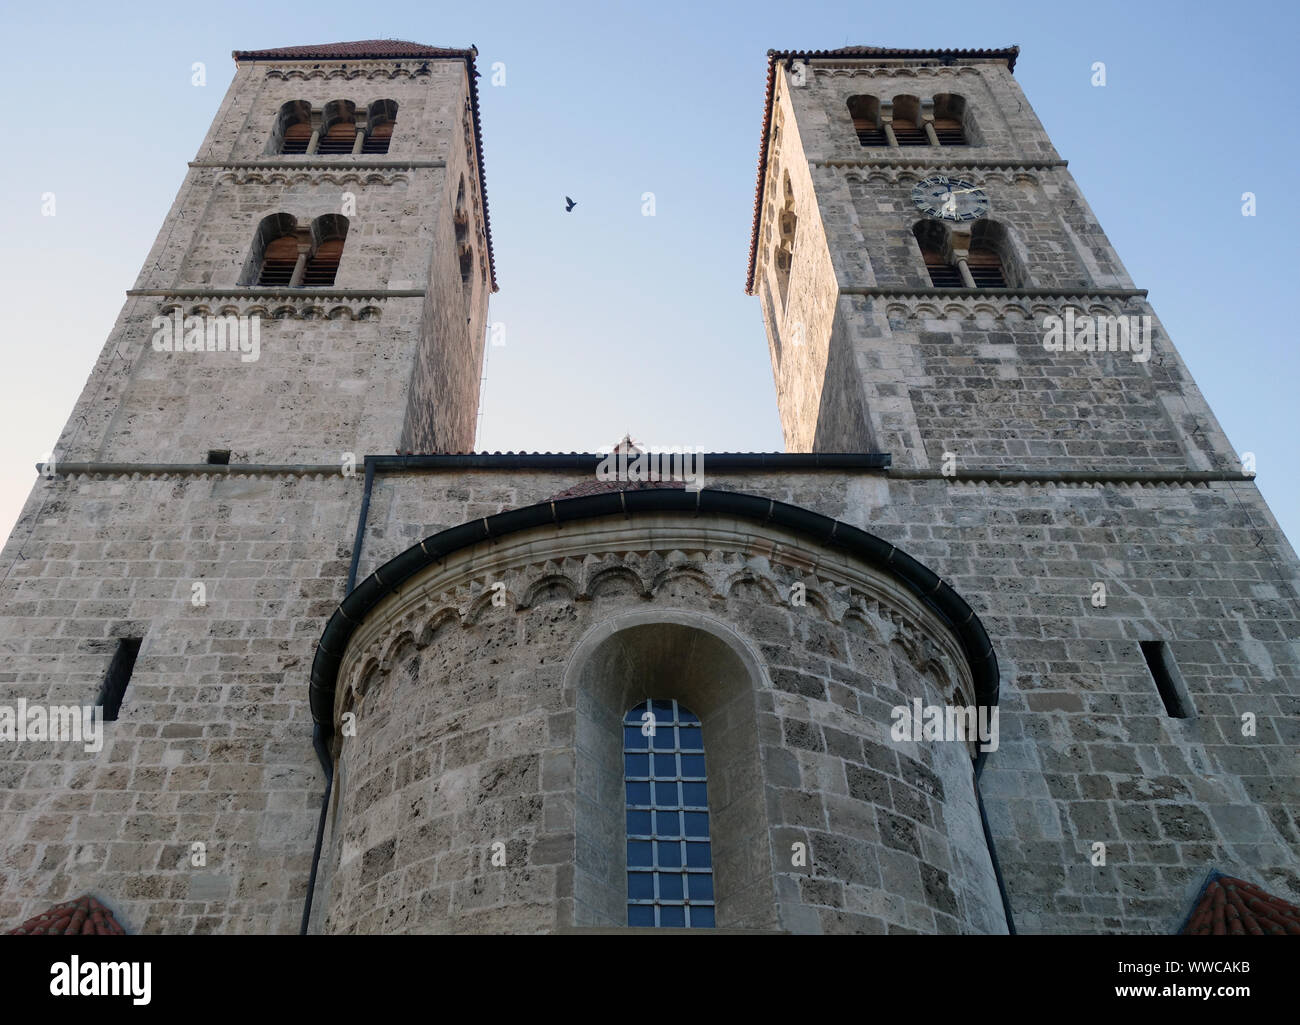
[747, 46, 1300, 933]
[0, 41, 494, 934]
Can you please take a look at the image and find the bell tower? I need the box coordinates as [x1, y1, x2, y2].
[53, 39, 494, 467]
[748, 45, 1237, 477]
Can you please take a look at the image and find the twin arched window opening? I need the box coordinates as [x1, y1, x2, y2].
[914, 219, 1013, 289]
[848, 93, 970, 148]
[272, 99, 398, 156]
[623, 699, 715, 928]
[247, 213, 348, 288]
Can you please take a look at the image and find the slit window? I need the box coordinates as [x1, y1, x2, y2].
[1140, 641, 1194, 718]
[98, 638, 142, 722]
[624, 699, 715, 929]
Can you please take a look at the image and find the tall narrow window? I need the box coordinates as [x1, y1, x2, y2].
[966, 240, 1008, 287]
[317, 100, 357, 155]
[892, 95, 928, 145]
[1140, 641, 1194, 718]
[363, 100, 398, 154]
[303, 215, 348, 287]
[624, 699, 715, 929]
[273, 100, 313, 155]
[933, 94, 968, 146]
[98, 638, 142, 722]
[847, 95, 885, 146]
[914, 221, 962, 287]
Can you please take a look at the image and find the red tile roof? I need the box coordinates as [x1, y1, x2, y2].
[8, 895, 127, 935]
[1180, 874, 1300, 935]
[745, 45, 1020, 295]
[232, 41, 497, 293]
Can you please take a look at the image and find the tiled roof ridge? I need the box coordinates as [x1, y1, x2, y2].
[1181, 873, 1300, 935]
[8, 894, 127, 935]
[233, 40, 473, 60]
[745, 44, 1019, 294]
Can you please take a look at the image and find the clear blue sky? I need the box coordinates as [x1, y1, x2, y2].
[1, 0, 1296, 547]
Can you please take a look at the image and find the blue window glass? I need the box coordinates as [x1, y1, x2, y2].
[660, 905, 686, 928]
[624, 699, 714, 928]
[628, 905, 655, 927]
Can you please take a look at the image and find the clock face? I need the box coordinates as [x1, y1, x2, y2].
[912, 176, 990, 222]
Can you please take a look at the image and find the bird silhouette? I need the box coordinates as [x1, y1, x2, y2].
[565, 196, 577, 212]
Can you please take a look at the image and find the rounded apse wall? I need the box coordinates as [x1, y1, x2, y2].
[314, 504, 1005, 934]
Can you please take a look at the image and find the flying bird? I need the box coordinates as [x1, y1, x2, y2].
[565, 196, 577, 212]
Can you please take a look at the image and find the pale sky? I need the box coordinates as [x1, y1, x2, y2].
[0, 0, 1295, 547]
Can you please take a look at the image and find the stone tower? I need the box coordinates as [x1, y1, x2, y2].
[747, 46, 1300, 931]
[0, 40, 495, 933]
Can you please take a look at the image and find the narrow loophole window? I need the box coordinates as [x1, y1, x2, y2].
[1140, 640, 1193, 718]
[98, 638, 142, 722]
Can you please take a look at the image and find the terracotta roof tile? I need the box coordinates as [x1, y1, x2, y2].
[1180, 873, 1300, 936]
[8, 895, 127, 936]
[745, 45, 1019, 294]
[232, 41, 497, 293]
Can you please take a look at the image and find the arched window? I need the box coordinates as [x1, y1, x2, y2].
[847, 95, 885, 146]
[317, 100, 358, 155]
[968, 221, 1011, 288]
[891, 95, 927, 146]
[933, 94, 968, 146]
[363, 99, 398, 154]
[248, 213, 302, 286]
[272, 100, 313, 155]
[303, 215, 348, 287]
[624, 699, 714, 928]
[913, 221, 962, 287]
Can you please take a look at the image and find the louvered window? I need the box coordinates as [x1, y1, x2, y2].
[316, 121, 356, 155]
[923, 247, 963, 288]
[281, 121, 312, 154]
[967, 245, 1008, 288]
[892, 117, 929, 146]
[934, 116, 966, 146]
[362, 120, 393, 154]
[302, 238, 343, 287]
[257, 235, 299, 286]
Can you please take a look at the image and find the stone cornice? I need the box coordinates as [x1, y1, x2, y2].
[189, 159, 444, 170]
[821, 158, 1066, 170]
[843, 287, 1146, 299]
[126, 288, 424, 300]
